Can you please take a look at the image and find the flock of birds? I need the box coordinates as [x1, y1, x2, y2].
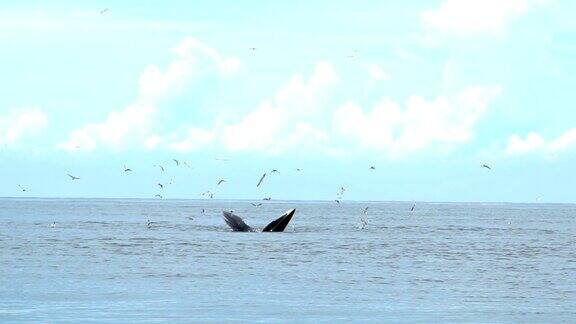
[23, 160, 496, 230]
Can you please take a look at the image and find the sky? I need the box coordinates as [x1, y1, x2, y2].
[1, 0, 575, 202]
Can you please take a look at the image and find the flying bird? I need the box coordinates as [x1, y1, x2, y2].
[410, 203, 416, 212]
[147, 219, 152, 228]
[123, 165, 132, 172]
[251, 203, 262, 207]
[157, 183, 163, 189]
[201, 208, 205, 213]
[335, 199, 340, 204]
[296, 168, 302, 172]
[215, 157, 229, 162]
[173, 159, 180, 166]
[67, 174, 80, 180]
[369, 166, 376, 170]
[154, 194, 163, 199]
[256, 173, 266, 187]
[51, 222, 56, 228]
[18, 184, 27, 192]
[154, 164, 165, 172]
[249, 47, 257, 51]
[271, 169, 280, 174]
[217, 179, 226, 185]
[183, 161, 193, 169]
[363, 207, 369, 215]
[100, 8, 109, 14]
[481, 164, 491, 170]
[263, 197, 271, 201]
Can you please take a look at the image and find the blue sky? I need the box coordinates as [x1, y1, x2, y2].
[1, 0, 575, 202]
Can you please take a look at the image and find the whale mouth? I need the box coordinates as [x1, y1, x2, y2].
[261, 209, 295, 232]
[222, 208, 296, 232]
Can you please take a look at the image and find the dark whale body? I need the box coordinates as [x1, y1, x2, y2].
[222, 208, 295, 232]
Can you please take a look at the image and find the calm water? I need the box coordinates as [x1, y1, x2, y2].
[1, 198, 575, 323]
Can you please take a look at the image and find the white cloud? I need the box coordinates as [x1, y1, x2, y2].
[0, 108, 48, 147]
[333, 86, 502, 156]
[58, 37, 240, 152]
[505, 128, 576, 156]
[421, 0, 548, 36]
[364, 63, 389, 82]
[168, 128, 215, 152]
[219, 62, 338, 153]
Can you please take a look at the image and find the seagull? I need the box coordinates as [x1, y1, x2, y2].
[123, 165, 132, 172]
[18, 184, 27, 192]
[154, 165, 165, 172]
[363, 207, 369, 215]
[251, 203, 262, 207]
[154, 194, 163, 199]
[256, 173, 266, 187]
[173, 159, 180, 166]
[410, 203, 416, 212]
[369, 166, 376, 170]
[157, 183, 163, 189]
[358, 217, 368, 230]
[183, 161, 193, 169]
[217, 179, 226, 185]
[100, 8, 109, 14]
[271, 169, 280, 174]
[263, 197, 271, 201]
[67, 173, 80, 180]
[481, 164, 491, 170]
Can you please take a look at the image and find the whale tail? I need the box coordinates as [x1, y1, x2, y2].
[222, 208, 296, 232]
[262, 208, 295, 232]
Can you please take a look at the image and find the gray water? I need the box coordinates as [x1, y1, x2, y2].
[1, 198, 575, 323]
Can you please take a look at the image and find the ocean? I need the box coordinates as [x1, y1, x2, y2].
[1, 198, 575, 322]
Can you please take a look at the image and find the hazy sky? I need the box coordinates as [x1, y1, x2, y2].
[1, 0, 575, 202]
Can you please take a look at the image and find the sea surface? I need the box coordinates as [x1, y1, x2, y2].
[1, 198, 575, 323]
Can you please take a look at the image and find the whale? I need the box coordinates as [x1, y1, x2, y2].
[222, 208, 295, 232]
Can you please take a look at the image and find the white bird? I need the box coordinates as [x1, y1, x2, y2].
[51, 222, 56, 228]
[363, 207, 369, 215]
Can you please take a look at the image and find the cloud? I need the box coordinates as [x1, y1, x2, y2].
[421, 0, 548, 36]
[218, 61, 338, 153]
[505, 128, 576, 156]
[0, 108, 48, 147]
[333, 86, 502, 156]
[364, 63, 389, 82]
[58, 37, 240, 152]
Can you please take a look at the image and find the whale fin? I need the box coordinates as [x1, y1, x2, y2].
[222, 211, 253, 232]
[262, 208, 295, 232]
